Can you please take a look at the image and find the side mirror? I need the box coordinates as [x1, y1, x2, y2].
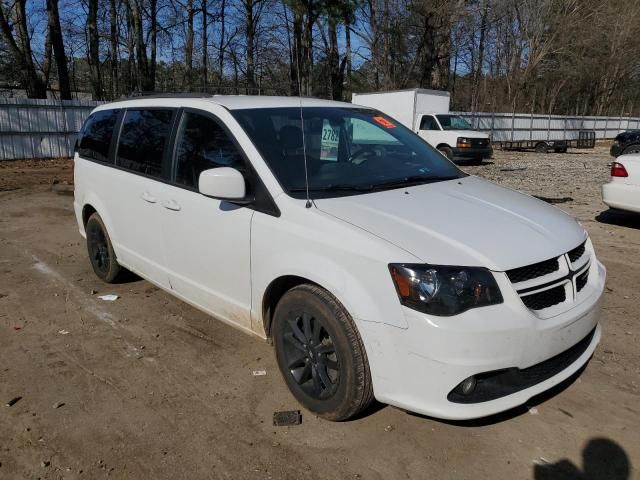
[198, 167, 246, 200]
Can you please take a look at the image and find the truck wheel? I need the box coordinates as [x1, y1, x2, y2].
[535, 142, 549, 153]
[272, 284, 374, 421]
[438, 146, 454, 160]
[86, 213, 122, 283]
[623, 144, 640, 155]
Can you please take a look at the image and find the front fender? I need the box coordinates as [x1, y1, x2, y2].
[250, 206, 418, 334]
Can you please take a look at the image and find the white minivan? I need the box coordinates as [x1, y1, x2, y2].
[74, 95, 605, 421]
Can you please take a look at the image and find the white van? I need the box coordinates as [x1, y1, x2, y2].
[352, 89, 492, 164]
[74, 95, 605, 421]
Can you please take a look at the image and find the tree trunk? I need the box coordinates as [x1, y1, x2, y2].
[202, 0, 208, 90]
[0, 0, 47, 98]
[149, 0, 157, 90]
[110, 0, 119, 97]
[344, 15, 351, 91]
[46, 0, 72, 99]
[184, 0, 194, 89]
[244, 0, 256, 92]
[291, 6, 303, 95]
[327, 14, 342, 100]
[88, 0, 104, 99]
[471, 0, 489, 112]
[218, 0, 225, 85]
[367, 0, 380, 89]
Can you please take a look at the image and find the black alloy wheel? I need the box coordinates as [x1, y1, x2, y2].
[281, 310, 340, 400]
[272, 284, 374, 421]
[85, 213, 122, 283]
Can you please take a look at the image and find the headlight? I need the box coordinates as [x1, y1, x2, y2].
[389, 264, 503, 316]
[457, 137, 472, 148]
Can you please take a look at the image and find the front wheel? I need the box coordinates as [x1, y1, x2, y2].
[438, 146, 454, 160]
[272, 285, 374, 421]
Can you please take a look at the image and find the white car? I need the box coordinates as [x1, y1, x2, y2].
[602, 155, 640, 213]
[73, 95, 605, 421]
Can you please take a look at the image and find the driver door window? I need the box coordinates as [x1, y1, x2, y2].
[174, 111, 244, 189]
[420, 115, 440, 131]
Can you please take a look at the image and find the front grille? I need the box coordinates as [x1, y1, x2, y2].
[472, 138, 490, 147]
[576, 270, 589, 292]
[521, 285, 566, 310]
[448, 327, 596, 404]
[568, 242, 586, 262]
[506, 258, 559, 284]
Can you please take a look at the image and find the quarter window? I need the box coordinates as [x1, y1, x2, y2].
[78, 109, 119, 163]
[117, 109, 174, 178]
[174, 112, 244, 189]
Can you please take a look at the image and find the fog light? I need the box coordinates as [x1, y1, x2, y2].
[460, 376, 476, 395]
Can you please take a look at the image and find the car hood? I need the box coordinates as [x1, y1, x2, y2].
[314, 176, 586, 271]
[443, 130, 488, 138]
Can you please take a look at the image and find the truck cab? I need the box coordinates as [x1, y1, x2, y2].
[418, 113, 492, 164]
[352, 89, 493, 164]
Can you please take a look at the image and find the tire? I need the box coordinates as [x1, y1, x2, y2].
[85, 212, 122, 283]
[438, 146, 454, 160]
[272, 284, 374, 421]
[623, 144, 640, 155]
[535, 142, 549, 153]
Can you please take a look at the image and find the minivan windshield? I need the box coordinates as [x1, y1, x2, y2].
[232, 107, 463, 199]
[436, 114, 473, 131]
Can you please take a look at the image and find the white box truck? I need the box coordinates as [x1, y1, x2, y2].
[352, 89, 492, 164]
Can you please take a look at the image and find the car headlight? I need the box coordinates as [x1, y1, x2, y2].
[389, 264, 503, 316]
[456, 137, 472, 148]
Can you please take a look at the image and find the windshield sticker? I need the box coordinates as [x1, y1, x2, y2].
[372, 116, 396, 129]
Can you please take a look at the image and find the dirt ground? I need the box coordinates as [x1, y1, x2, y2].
[0, 144, 638, 480]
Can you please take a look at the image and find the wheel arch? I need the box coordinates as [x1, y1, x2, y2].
[261, 275, 319, 338]
[78, 194, 118, 248]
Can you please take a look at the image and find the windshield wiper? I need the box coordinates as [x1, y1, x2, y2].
[369, 175, 459, 190]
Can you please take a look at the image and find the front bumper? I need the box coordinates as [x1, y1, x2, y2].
[452, 146, 493, 161]
[358, 259, 606, 420]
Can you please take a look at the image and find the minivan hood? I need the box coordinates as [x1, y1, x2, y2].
[314, 176, 586, 271]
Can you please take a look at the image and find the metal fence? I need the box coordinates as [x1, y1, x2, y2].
[2, 98, 640, 160]
[0, 98, 100, 160]
[454, 111, 640, 143]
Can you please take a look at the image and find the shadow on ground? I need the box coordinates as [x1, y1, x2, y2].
[533, 437, 631, 480]
[596, 209, 640, 230]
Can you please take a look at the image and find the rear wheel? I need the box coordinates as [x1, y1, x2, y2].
[623, 144, 640, 155]
[535, 142, 549, 153]
[272, 284, 374, 421]
[438, 146, 454, 160]
[85, 213, 122, 283]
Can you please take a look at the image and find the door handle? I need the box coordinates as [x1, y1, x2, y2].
[162, 199, 181, 211]
[141, 191, 157, 203]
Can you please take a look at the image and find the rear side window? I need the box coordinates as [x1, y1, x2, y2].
[117, 109, 174, 178]
[78, 109, 119, 162]
[174, 111, 244, 189]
